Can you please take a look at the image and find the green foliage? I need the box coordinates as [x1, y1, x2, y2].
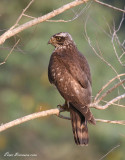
[0, 0, 125, 159]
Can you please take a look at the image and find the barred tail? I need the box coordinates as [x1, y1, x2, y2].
[69, 106, 89, 146]
[71, 102, 96, 125]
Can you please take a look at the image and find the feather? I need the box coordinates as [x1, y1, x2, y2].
[70, 104, 89, 146]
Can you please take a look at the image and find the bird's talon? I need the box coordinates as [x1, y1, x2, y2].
[57, 105, 64, 113]
[57, 104, 62, 109]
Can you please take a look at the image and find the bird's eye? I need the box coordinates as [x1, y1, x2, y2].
[56, 37, 62, 41]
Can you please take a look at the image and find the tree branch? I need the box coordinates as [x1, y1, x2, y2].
[0, 107, 125, 133]
[0, 39, 20, 65]
[90, 94, 125, 109]
[94, 0, 125, 13]
[1, 0, 124, 45]
[0, 108, 61, 132]
[96, 119, 125, 125]
[99, 144, 120, 160]
[0, 0, 89, 45]
[10, 0, 35, 30]
[95, 79, 125, 104]
[94, 74, 125, 102]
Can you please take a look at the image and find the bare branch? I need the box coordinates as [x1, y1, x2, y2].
[91, 94, 125, 109]
[11, 0, 35, 30]
[0, 0, 89, 45]
[0, 108, 61, 132]
[0, 106, 125, 133]
[111, 12, 125, 67]
[102, 94, 125, 109]
[46, 2, 93, 23]
[23, 14, 36, 19]
[99, 144, 120, 160]
[94, 0, 125, 13]
[0, 39, 20, 65]
[94, 74, 125, 102]
[95, 79, 125, 104]
[96, 119, 125, 125]
[101, 100, 125, 108]
[84, 17, 125, 90]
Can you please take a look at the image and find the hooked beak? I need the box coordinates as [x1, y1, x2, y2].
[48, 38, 52, 45]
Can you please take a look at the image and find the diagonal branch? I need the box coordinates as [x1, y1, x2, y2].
[99, 144, 120, 160]
[0, 108, 61, 132]
[90, 94, 125, 109]
[11, 0, 35, 30]
[84, 17, 125, 89]
[95, 79, 125, 104]
[0, 0, 89, 45]
[101, 94, 125, 109]
[94, 74, 125, 102]
[0, 39, 20, 65]
[94, 0, 125, 13]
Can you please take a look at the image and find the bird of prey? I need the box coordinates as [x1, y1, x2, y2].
[48, 32, 96, 146]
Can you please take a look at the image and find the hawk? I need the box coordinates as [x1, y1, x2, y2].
[48, 32, 96, 146]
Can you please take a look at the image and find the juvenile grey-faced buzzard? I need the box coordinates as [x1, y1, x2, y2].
[48, 32, 95, 146]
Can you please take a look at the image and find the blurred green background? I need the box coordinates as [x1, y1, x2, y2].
[0, 0, 125, 159]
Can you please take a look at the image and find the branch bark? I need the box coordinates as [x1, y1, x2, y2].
[0, 108, 60, 132]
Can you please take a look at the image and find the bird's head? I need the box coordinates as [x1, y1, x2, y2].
[48, 32, 74, 48]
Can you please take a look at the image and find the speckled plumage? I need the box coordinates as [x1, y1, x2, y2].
[48, 32, 95, 146]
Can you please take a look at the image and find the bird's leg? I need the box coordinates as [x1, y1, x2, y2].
[57, 101, 70, 120]
[56, 113, 71, 120]
[57, 101, 69, 112]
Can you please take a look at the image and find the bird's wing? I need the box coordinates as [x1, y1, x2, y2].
[57, 54, 89, 89]
[48, 53, 56, 84]
[78, 52, 92, 86]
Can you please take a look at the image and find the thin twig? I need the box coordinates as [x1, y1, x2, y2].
[46, 19, 70, 23]
[96, 40, 125, 89]
[98, 144, 120, 160]
[95, 79, 125, 104]
[46, 2, 92, 23]
[94, 74, 125, 102]
[104, 10, 125, 66]
[84, 17, 125, 90]
[102, 100, 125, 108]
[10, 0, 34, 30]
[90, 94, 125, 109]
[0, 39, 20, 65]
[102, 94, 125, 109]
[23, 14, 36, 19]
[96, 119, 125, 125]
[95, 0, 125, 13]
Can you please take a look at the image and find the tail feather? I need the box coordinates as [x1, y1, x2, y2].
[85, 108, 96, 125]
[71, 102, 96, 125]
[70, 105, 89, 146]
[70, 110, 79, 144]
